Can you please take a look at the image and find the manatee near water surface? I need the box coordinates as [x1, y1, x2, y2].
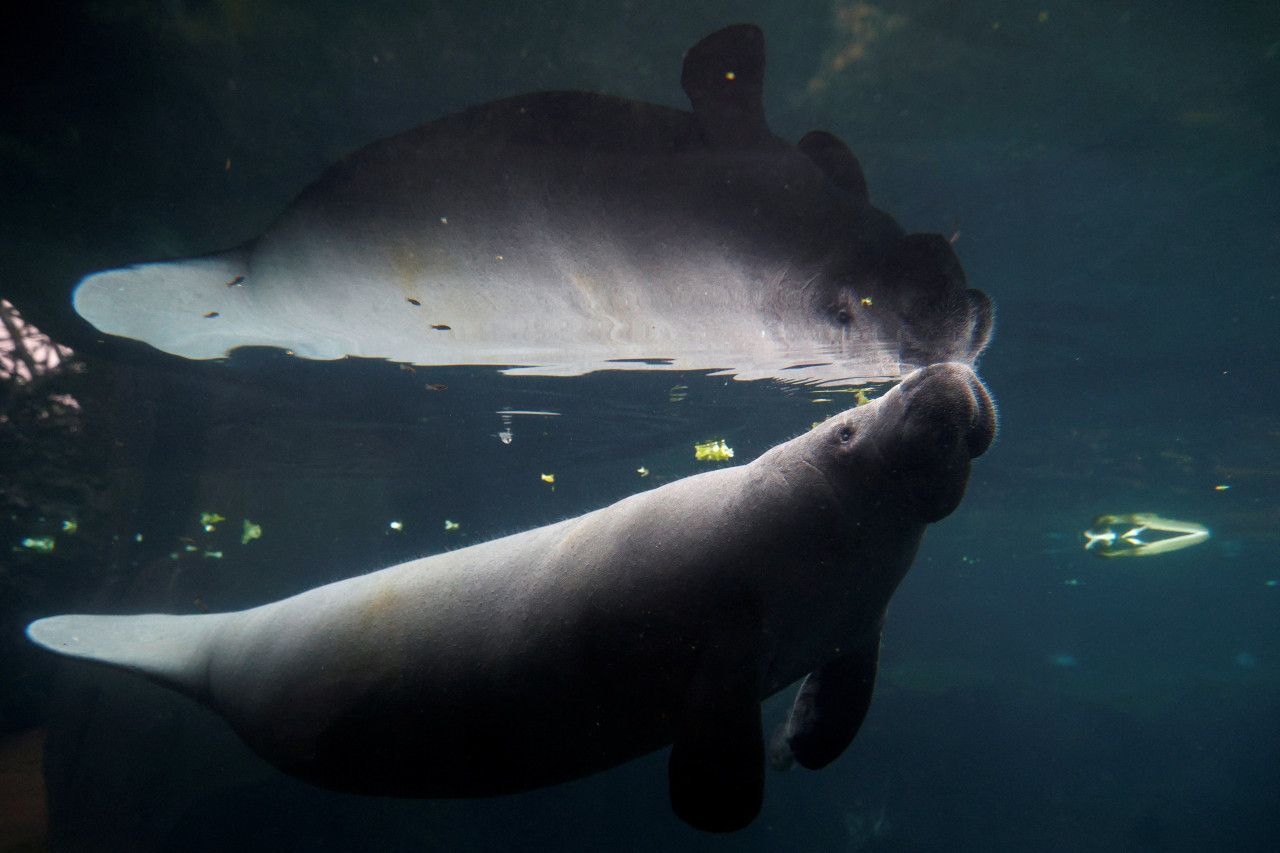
[28, 363, 996, 832]
[73, 25, 992, 384]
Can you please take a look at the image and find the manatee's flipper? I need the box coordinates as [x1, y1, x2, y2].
[771, 631, 882, 771]
[798, 130, 869, 202]
[26, 613, 229, 701]
[668, 612, 766, 832]
[680, 24, 771, 147]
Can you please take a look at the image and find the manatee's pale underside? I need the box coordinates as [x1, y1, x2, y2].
[74, 25, 992, 384]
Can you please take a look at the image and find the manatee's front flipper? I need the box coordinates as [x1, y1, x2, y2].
[668, 613, 766, 832]
[797, 130, 869, 203]
[681, 24, 771, 147]
[770, 631, 882, 771]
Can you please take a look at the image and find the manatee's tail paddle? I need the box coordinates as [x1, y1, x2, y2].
[72, 247, 271, 360]
[26, 613, 229, 700]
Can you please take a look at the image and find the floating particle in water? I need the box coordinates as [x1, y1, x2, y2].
[825, 387, 874, 407]
[388, 520, 404, 532]
[241, 520, 262, 544]
[541, 473, 555, 484]
[694, 439, 734, 462]
[444, 520, 460, 531]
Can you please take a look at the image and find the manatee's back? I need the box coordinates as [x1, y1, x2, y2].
[26, 613, 234, 702]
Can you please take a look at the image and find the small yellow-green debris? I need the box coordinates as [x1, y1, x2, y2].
[185, 544, 198, 552]
[1214, 484, 1230, 491]
[200, 512, 226, 532]
[826, 387, 875, 406]
[241, 520, 262, 545]
[203, 550, 223, 559]
[694, 439, 734, 462]
[389, 520, 404, 532]
[541, 473, 555, 484]
[135, 533, 144, 543]
[637, 467, 649, 477]
[20, 537, 56, 552]
[61, 519, 78, 533]
[444, 519, 460, 531]
[668, 385, 688, 403]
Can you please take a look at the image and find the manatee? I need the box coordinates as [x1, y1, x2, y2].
[27, 362, 996, 832]
[73, 25, 992, 385]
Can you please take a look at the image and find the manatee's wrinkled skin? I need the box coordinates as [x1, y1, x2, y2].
[28, 362, 996, 832]
[72, 26, 992, 384]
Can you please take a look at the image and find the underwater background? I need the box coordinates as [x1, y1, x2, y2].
[2, 0, 1277, 850]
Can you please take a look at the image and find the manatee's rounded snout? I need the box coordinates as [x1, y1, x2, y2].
[883, 362, 996, 523]
[895, 362, 997, 459]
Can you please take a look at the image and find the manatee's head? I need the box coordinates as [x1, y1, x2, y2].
[781, 129, 993, 372]
[812, 233, 994, 372]
[804, 362, 996, 524]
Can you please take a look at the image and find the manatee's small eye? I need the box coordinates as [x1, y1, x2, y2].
[838, 426, 853, 443]
[835, 308, 852, 326]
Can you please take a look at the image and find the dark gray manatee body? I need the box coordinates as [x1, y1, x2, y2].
[72, 26, 992, 384]
[28, 363, 995, 832]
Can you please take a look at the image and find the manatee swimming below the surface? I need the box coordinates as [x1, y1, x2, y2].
[28, 362, 995, 832]
[74, 25, 992, 384]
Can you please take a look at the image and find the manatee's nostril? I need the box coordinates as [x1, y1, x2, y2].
[838, 427, 853, 443]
